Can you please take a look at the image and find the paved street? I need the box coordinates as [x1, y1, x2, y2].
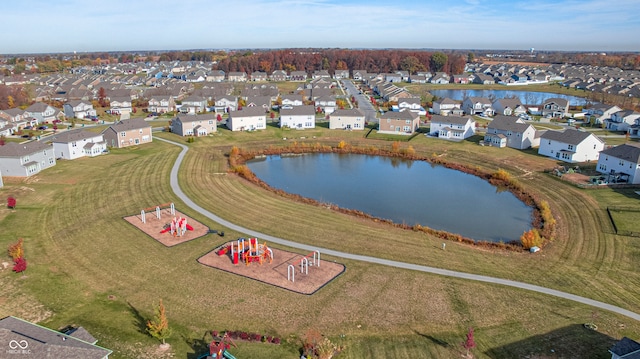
[341, 79, 378, 124]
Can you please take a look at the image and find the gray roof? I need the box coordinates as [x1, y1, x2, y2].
[430, 114, 473, 125]
[280, 105, 316, 117]
[0, 316, 111, 359]
[543, 97, 569, 106]
[0, 141, 52, 157]
[601, 143, 640, 164]
[487, 115, 532, 133]
[330, 108, 366, 117]
[380, 109, 419, 120]
[540, 129, 601, 145]
[103, 118, 149, 133]
[174, 114, 215, 123]
[48, 129, 103, 144]
[229, 106, 265, 118]
[609, 337, 640, 358]
[25, 102, 50, 113]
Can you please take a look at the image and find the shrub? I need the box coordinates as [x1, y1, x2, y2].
[520, 229, 542, 249]
[272, 337, 281, 344]
[8, 238, 24, 261]
[13, 257, 27, 273]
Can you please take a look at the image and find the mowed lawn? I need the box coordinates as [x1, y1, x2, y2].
[0, 126, 639, 359]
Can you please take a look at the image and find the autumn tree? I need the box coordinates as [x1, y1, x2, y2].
[520, 229, 542, 249]
[429, 52, 448, 73]
[400, 55, 423, 75]
[98, 87, 107, 107]
[146, 299, 172, 345]
[462, 327, 476, 357]
[8, 238, 24, 261]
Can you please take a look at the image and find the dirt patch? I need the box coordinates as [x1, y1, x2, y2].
[198, 242, 345, 295]
[561, 172, 592, 185]
[123, 209, 210, 247]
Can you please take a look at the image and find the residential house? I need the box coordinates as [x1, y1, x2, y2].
[597, 143, 640, 184]
[250, 71, 268, 81]
[429, 114, 476, 141]
[0, 141, 56, 177]
[541, 98, 570, 118]
[0, 108, 29, 133]
[281, 94, 304, 108]
[24, 102, 61, 124]
[538, 129, 605, 163]
[379, 109, 420, 135]
[383, 73, 402, 83]
[462, 97, 494, 116]
[609, 337, 640, 359]
[585, 104, 622, 126]
[279, 105, 316, 129]
[171, 114, 217, 136]
[484, 115, 539, 149]
[148, 95, 176, 114]
[214, 96, 238, 113]
[0, 316, 112, 359]
[451, 74, 471, 84]
[227, 107, 266, 131]
[430, 72, 450, 84]
[329, 108, 366, 130]
[629, 117, 640, 138]
[63, 100, 97, 119]
[409, 74, 428, 83]
[102, 118, 152, 148]
[314, 95, 337, 114]
[207, 70, 225, 82]
[432, 98, 463, 116]
[334, 69, 350, 79]
[473, 73, 496, 85]
[50, 129, 107, 160]
[607, 110, 640, 132]
[352, 70, 367, 80]
[270, 70, 288, 81]
[289, 71, 308, 81]
[109, 97, 132, 116]
[179, 95, 208, 114]
[245, 96, 272, 112]
[398, 97, 426, 116]
[492, 98, 527, 116]
[227, 72, 248, 82]
[312, 70, 331, 79]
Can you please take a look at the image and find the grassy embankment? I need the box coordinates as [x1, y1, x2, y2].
[0, 125, 639, 359]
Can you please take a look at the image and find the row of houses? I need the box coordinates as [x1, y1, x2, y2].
[0, 118, 151, 177]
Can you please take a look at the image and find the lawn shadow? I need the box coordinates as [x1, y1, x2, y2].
[412, 329, 449, 348]
[185, 331, 212, 359]
[127, 301, 148, 335]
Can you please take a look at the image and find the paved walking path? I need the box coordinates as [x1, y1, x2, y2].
[157, 137, 640, 322]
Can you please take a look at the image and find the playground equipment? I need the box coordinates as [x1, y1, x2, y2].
[287, 250, 321, 283]
[198, 332, 237, 359]
[217, 238, 273, 266]
[140, 203, 175, 224]
[159, 216, 194, 236]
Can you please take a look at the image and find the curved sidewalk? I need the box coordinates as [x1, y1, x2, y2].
[157, 137, 640, 322]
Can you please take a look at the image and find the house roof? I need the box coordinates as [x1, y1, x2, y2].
[0, 316, 111, 359]
[25, 102, 50, 113]
[280, 105, 316, 117]
[175, 114, 215, 123]
[48, 129, 104, 144]
[398, 97, 421, 105]
[0, 141, 52, 157]
[330, 108, 366, 117]
[488, 115, 532, 133]
[543, 97, 569, 106]
[540, 129, 601, 145]
[380, 109, 419, 120]
[104, 118, 149, 133]
[430, 114, 473, 125]
[229, 106, 265, 118]
[609, 337, 640, 358]
[601, 143, 640, 164]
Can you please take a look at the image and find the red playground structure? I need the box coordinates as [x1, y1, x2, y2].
[198, 332, 237, 359]
[217, 238, 273, 266]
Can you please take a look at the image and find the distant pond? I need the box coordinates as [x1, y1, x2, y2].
[430, 89, 590, 106]
[246, 153, 532, 242]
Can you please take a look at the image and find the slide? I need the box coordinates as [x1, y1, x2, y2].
[222, 350, 237, 359]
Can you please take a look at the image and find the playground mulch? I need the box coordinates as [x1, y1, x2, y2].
[123, 209, 210, 247]
[198, 243, 345, 295]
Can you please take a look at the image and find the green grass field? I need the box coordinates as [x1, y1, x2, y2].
[1, 126, 639, 359]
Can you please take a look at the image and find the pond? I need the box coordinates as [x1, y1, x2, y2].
[246, 153, 532, 242]
[430, 89, 590, 106]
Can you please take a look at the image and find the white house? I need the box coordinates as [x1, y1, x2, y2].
[0, 141, 56, 177]
[63, 100, 97, 119]
[586, 104, 621, 125]
[541, 98, 569, 118]
[179, 95, 208, 114]
[148, 96, 176, 114]
[50, 129, 107, 160]
[484, 115, 539, 149]
[538, 129, 605, 163]
[314, 95, 337, 114]
[429, 115, 476, 141]
[606, 110, 640, 132]
[492, 98, 527, 116]
[432, 98, 462, 116]
[398, 97, 426, 116]
[171, 114, 217, 136]
[281, 94, 304, 108]
[227, 107, 266, 131]
[329, 108, 366, 130]
[462, 97, 494, 116]
[24, 102, 61, 124]
[279, 105, 316, 129]
[214, 96, 238, 113]
[597, 143, 640, 184]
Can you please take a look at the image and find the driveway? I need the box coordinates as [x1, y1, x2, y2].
[341, 79, 378, 124]
[156, 137, 640, 322]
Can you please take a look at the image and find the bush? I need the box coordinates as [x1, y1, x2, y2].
[13, 257, 27, 273]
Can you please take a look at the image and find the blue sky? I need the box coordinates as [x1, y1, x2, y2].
[4, 0, 640, 54]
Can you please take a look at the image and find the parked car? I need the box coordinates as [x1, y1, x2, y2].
[38, 125, 48, 130]
[24, 125, 32, 130]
